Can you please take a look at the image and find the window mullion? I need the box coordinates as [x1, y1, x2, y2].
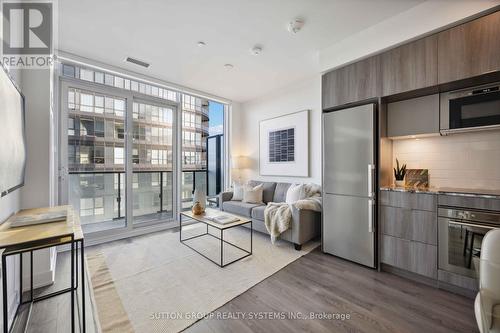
[125, 92, 134, 230]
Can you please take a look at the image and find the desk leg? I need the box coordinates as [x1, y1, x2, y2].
[81, 240, 86, 333]
[71, 240, 75, 333]
[2, 255, 8, 333]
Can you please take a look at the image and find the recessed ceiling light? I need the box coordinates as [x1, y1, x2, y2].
[197, 41, 206, 47]
[288, 18, 305, 34]
[250, 45, 262, 55]
[224, 64, 234, 70]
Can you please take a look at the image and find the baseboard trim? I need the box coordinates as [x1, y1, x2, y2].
[381, 264, 477, 299]
[437, 280, 476, 299]
[22, 268, 55, 292]
[381, 264, 438, 288]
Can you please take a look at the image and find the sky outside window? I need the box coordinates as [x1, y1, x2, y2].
[208, 101, 224, 135]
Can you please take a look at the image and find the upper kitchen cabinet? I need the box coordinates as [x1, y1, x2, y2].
[438, 11, 500, 84]
[322, 56, 380, 110]
[387, 94, 439, 137]
[381, 35, 438, 96]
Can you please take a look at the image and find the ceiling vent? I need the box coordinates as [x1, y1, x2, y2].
[125, 57, 150, 68]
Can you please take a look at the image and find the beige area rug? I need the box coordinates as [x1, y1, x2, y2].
[86, 224, 318, 333]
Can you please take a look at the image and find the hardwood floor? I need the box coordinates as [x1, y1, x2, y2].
[186, 249, 478, 333]
[11, 251, 97, 333]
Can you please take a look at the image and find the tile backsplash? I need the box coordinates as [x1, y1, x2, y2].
[392, 130, 500, 190]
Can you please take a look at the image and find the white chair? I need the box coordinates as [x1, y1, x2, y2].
[475, 229, 500, 333]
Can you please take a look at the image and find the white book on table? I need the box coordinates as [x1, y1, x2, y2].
[208, 214, 239, 224]
[9, 211, 67, 228]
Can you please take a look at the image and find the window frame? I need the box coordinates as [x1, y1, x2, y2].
[59, 76, 180, 240]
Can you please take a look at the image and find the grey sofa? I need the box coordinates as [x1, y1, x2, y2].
[219, 180, 321, 250]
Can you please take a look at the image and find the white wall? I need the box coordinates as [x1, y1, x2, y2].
[0, 67, 56, 329]
[0, 68, 22, 330]
[392, 131, 500, 190]
[18, 68, 56, 291]
[234, 75, 322, 185]
[20, 69, 52, 209]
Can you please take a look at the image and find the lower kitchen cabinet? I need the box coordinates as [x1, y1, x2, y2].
[381, 234, 411, 271]
[380, 191, 438, 279]
[381, 206, 437, 244]
[381, 235, 438, 279]
[411, 241, 438, 278]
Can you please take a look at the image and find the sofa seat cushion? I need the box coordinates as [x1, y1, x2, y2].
[222, 200, 263, 217]
[251, 205, 267, 220]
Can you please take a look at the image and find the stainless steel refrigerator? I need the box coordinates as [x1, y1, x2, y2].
[322, 103, 376, 268]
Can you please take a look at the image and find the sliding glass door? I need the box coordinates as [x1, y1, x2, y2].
[131, 99, 174, 225]
[60, 78, 178, 235]
[61, 84, 128, 233]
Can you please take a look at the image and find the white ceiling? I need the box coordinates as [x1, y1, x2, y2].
[58, 0, 424, 102]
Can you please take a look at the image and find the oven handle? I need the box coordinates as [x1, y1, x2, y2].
[448, 220, 497, 230]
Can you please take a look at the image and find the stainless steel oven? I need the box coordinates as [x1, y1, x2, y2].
[440, 81, 500, 135]
[438, 207, 500, 278]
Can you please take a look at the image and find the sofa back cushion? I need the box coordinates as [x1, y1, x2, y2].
[273, 182, 291, 203]
[242, 184, 263, 204]
[248, 180, 276, 204]
[286, 184, 307, 204]
[232, 182, 245, 201]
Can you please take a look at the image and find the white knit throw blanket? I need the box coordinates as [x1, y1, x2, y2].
[264, 184, 322, 243]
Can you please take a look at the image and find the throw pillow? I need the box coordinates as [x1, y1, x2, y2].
[286, 183, 305, 204]
[243, 184, 264, 204]
[232, 182, 245, 201]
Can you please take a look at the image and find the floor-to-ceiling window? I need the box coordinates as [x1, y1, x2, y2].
[131, 100, 174, 225]
[60, 63, 178, 235]
[181, 95, 226, 210]
[59, 61, 228, 237]
[65, 86, 128, 233]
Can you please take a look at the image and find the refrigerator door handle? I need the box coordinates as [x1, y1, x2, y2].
[367, 164, 375, 198]
[368, 199, 374, 233]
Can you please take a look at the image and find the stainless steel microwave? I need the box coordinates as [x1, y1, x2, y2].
[440, 82, 500, 135]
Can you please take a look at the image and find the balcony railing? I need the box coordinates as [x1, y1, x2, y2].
[68, 170, 210, 229]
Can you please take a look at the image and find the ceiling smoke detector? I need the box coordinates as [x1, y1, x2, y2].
[224, 63, 234, 70]
[288, 18, 304, 34]
[197, 41, 206, 47]
[250, 45, 262, 55]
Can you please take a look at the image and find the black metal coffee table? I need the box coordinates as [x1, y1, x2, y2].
[179, 208, 252, 267]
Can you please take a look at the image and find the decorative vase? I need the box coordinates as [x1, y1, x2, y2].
[192, 201, 204, 215]
[395, 180, 405, 187]
[193, 188, 206, 210]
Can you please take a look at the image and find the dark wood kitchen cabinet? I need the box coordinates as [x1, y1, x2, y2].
[381, 35, 438, 96]
[380, 191, 438, 279]
[322, 56, 380, 109]
[438, 11, 500, 84]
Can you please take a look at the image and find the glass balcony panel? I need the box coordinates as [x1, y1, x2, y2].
[132, 101, 174, 225]
[66, 87, 127, 233]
